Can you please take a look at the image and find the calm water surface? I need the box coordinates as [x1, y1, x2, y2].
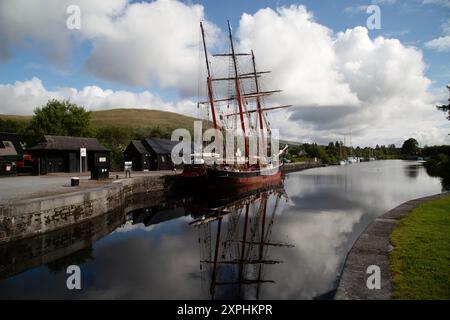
[0, 160, 443, 299]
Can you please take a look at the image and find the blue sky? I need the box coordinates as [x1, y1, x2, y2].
[0, 0, 449, 146]
[196, 0, 450, 88]
[0, 0, 448, 94]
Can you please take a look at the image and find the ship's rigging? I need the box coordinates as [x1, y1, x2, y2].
[198, 20, 292, 168]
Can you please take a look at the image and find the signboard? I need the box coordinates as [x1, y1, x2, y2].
[99, 157, 106, 163]
[124, 161, 132, 169]
[80, 148, 87, 157]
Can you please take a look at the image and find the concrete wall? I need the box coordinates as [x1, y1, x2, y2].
[0, 207, 125, 280]
[0, 174, 185, 243]
[282, 161, 322, 173]
[0, 189, 188, 280]
[0, 163, 319, 244]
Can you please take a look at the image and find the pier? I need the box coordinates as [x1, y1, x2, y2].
[0, 162, 320, 244]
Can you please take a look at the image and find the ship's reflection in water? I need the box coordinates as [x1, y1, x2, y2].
[0, 160, 443, 299]
[188, 187, 292, 300]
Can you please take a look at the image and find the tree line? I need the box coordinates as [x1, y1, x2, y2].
[1, 91, 449, 172]
[286, 141, 403, 165]
[0, 100, 171, 170]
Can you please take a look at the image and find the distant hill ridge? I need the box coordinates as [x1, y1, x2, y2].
[0, 108, 302, 145]
[0, 108, 198, 131]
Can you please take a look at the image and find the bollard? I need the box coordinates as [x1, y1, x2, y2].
[124, 161, 132, 178]
[71, 177, 80, 187]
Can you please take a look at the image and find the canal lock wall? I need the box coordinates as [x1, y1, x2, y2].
[0, 162, 320, 244]
[282, 161, 323, 173]
[0, 174, 185, 244]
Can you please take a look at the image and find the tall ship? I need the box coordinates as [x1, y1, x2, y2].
[182, 21, 290, 190]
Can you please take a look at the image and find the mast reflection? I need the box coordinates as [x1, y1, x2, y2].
[187, 186, 293, 300]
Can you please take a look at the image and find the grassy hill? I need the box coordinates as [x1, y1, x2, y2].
[0, 108, 199, 131]
[90, 108, 198, 130]
[0, 114, 31, 122]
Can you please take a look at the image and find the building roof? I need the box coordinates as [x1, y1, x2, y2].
[144, 138, 180, 155]
[130, 140, 149, 155]
[28, 135, 109, 152]
[0, 132, 24, 155]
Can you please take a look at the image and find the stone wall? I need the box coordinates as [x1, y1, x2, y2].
[0, 174, 186, 243]
[0, 188, 185, 280]
[282, 161, 322, 173]
[0, 164, 319, 244]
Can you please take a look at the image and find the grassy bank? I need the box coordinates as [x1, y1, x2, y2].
[390, 194, 450, 299]
[1, 108, 198, 131]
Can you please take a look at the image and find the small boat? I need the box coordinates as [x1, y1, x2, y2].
[347, 156, 358, 164]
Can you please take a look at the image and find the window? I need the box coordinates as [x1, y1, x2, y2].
[161, 156, 165, 163]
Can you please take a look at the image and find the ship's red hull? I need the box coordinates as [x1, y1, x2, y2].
[182, 164, 284, 197]
[207, 169, 282, 187]
[208, 167, 283, 202]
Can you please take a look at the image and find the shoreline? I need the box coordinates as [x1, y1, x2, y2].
[334, 192, 448, 300]
[0, 162, 320, 244]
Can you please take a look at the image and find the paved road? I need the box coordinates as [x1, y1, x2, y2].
[0, 171, 176, 203]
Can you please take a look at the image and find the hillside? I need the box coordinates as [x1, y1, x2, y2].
[89, 108, 198, 131]
[0, 108, 198, 131]
[0, 108, 303, 145]
[0, 114, 31, 122]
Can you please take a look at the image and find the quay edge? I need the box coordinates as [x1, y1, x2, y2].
[0, 174, 184, 243]
[0, 162, 320, 244]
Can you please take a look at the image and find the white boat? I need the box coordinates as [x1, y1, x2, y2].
[347, 156, 358, 164]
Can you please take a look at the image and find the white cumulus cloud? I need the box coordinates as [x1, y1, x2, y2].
[0, 77, 196, 116]
[0, 1, 448, 146]
[237, 6, 360, 108]
[0, 0, 219, 95]
[235, 5, 449, 146]
[425, 36, 450, 52]
[0, 0, 128, 65]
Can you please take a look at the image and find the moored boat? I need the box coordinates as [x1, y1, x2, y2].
[182, 21, 290, 190]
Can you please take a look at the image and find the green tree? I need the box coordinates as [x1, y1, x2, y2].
[95, 126, 132, 170]
[0, 118, 28, 134]
[436, 85, 450, 121]
[27, 100, 92, 145]
[401, 138, 419, 156]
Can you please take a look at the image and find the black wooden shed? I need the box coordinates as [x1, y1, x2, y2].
[124, 138, 180, 171]
[28, 135, 110, 174]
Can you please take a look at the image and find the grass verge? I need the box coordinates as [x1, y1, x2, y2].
[390, 194, 450, 299]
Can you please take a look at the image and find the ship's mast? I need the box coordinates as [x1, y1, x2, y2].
[200, 22, 218, 130]
[227, 20, 249, 164]
[198, 21, 291, 167]
[251, 50, 266, 163]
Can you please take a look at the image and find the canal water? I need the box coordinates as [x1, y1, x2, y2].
[0, 160, 443, 299]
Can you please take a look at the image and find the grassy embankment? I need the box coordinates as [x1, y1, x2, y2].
[0, 108, 199, 131]
[390, 194, 450, 299]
